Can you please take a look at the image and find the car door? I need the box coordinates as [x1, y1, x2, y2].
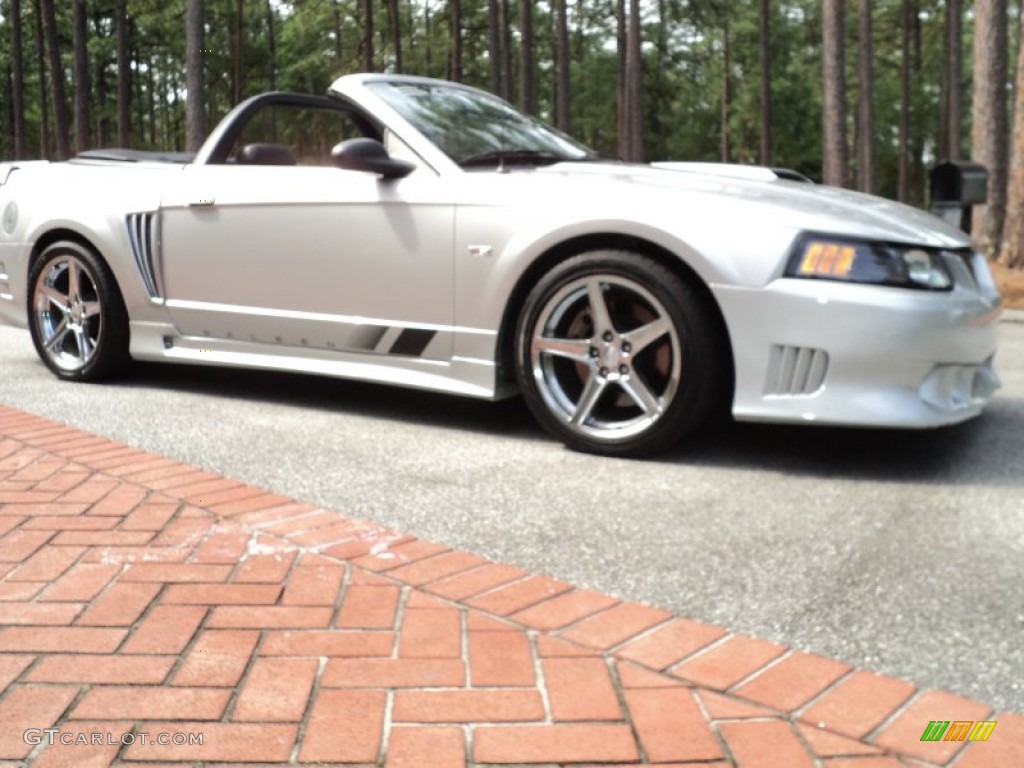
[157, 107, 455, 361]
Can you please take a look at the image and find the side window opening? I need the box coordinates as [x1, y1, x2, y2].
[227, 104, 377, 167]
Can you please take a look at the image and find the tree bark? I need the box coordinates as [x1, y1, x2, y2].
[488, 0, 500, 93]
[3, 64, 13, 158]
[856, 0, 875, 193]
[758, 0, 771, 165]
[943, 0, 963, 160]
[555, 0, 570, 132]
[185, 0, 206, 153]
[721, 16, 730, 163]
[519, 0, 535, 113]
[40, 0, 70, 159]
[499, 0, 512, 100]
[616, 0, 627, 159]
[625, 0, 643, 161]
[11, 0, 26, 158]
[821, 0, 848, 187]
[362, 0, 374, 71]
[92, 12, 109, 147]
[72, 0, 90, 154]
[147, 53, 156, 147]
[449, 0, 462, 81]
[266, 0, 277, 91]
[388, 0, 402, 72]
[34, 0, 49, 157]
[999, 10, 1024, 268]
[116, 0, 131, 147]
[897, 0, 911, 202]
[971, 0, 1008, 257]
[233, 0, 244, 104]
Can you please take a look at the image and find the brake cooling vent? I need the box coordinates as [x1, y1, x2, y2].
[126, 212, 161, 298]
[764, 344, 829, 396]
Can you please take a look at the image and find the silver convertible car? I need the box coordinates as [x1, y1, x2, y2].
[0, 74, 1003, 456]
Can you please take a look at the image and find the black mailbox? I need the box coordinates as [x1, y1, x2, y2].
[931, 162, 988, 205]
[930, 162, 988, 232]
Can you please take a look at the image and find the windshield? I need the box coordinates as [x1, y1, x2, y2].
[367, 81, 597, 168]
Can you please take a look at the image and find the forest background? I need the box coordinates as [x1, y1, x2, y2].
[2, 1, 1024, 299]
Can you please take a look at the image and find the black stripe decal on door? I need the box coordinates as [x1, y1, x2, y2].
[388, 329, 437, 357]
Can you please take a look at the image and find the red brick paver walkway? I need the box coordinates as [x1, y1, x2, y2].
[0, 404, 1019, 767]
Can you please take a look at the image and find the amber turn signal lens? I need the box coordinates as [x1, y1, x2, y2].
[798, 241, 856, 278]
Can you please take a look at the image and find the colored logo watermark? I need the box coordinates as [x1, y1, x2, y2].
[920, 720, 997, 742]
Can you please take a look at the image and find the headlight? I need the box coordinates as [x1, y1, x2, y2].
[785, 235, 952, 291]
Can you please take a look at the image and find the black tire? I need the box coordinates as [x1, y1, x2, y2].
[27, 240, 130, 382]
[514, 250, 726, 457]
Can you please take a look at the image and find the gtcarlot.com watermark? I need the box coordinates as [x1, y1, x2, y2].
[24, 728, 203, 747]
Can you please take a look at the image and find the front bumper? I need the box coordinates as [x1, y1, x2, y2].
[713, 258, 1002, 428]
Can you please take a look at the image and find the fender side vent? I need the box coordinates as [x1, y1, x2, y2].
[126, 212, 161, 298]
[765, 345, 829, 396]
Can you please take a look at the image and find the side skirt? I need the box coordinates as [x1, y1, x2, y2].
[128, 321, 517, 401]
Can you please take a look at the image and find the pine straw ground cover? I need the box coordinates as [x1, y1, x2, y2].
[992, 262, 1024, 309]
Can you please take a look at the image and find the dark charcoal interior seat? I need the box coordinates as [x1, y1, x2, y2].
[236, 142, 297, 166]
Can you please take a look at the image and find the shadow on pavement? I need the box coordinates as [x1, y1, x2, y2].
[120, 361, 1023, 486]
[668, 395, 1024, 487]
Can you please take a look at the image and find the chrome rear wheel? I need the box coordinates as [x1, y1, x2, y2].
[28, 241, 129, 381]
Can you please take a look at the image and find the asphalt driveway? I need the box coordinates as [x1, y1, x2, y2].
[0, 320, 1021, 712]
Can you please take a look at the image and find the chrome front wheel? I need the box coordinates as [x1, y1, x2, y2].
[516, 251, 725, 456]
[531, 274, 681, 441]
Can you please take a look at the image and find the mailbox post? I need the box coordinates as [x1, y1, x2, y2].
[930, 162, 988, 233]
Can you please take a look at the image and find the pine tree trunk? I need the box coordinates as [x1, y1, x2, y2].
[856, 0, 875, 193]
[720, 17, 730, 163]
[625, 0, 642, 162]
[897, 0, 911, 202]
[555, 0, 570, 132]
[488, 0, 500, 93]
[616, 0, 627, 159]
[759, 0, 771, 165]
[499, 0, 512, 100]
[821, 0, 848, 187]
[233, 0, 244, 104]
[449, 0, 462, 81]
[909, 1, 924, 206]
[93, 11, 109, 147]
[147, 54, 156, 146]
[3, 64, 13, 158]
[389, 0, 402, 72]
[116, 0, 130, 147]
[11, 0, 26, 158]
[362, 0, 374, 71]
[944, 0, 963, 159]
[40, 0, 70, 159]
[185, 0, 206, 153]
[266, 0, 277, 90]
[72, 0, 90, 154]
[34, 0, 50, 157]
[999, 10, 1024, 268]
[519, 0, 535, 113]
[971, 0, 1008, 257]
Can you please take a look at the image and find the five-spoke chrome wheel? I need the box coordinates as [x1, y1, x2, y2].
[530, 274, 681, 440]
[33, 255, 103, 371]
[516, 251, 725, 456]
[28, 241, 129, 381]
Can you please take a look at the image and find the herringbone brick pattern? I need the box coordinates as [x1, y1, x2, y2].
[0, 405, 1019, 766]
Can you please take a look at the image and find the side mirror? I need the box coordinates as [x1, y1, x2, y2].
[330, 138, 415, 180]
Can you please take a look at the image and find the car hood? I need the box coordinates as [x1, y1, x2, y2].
[536, 161, 970, 249]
